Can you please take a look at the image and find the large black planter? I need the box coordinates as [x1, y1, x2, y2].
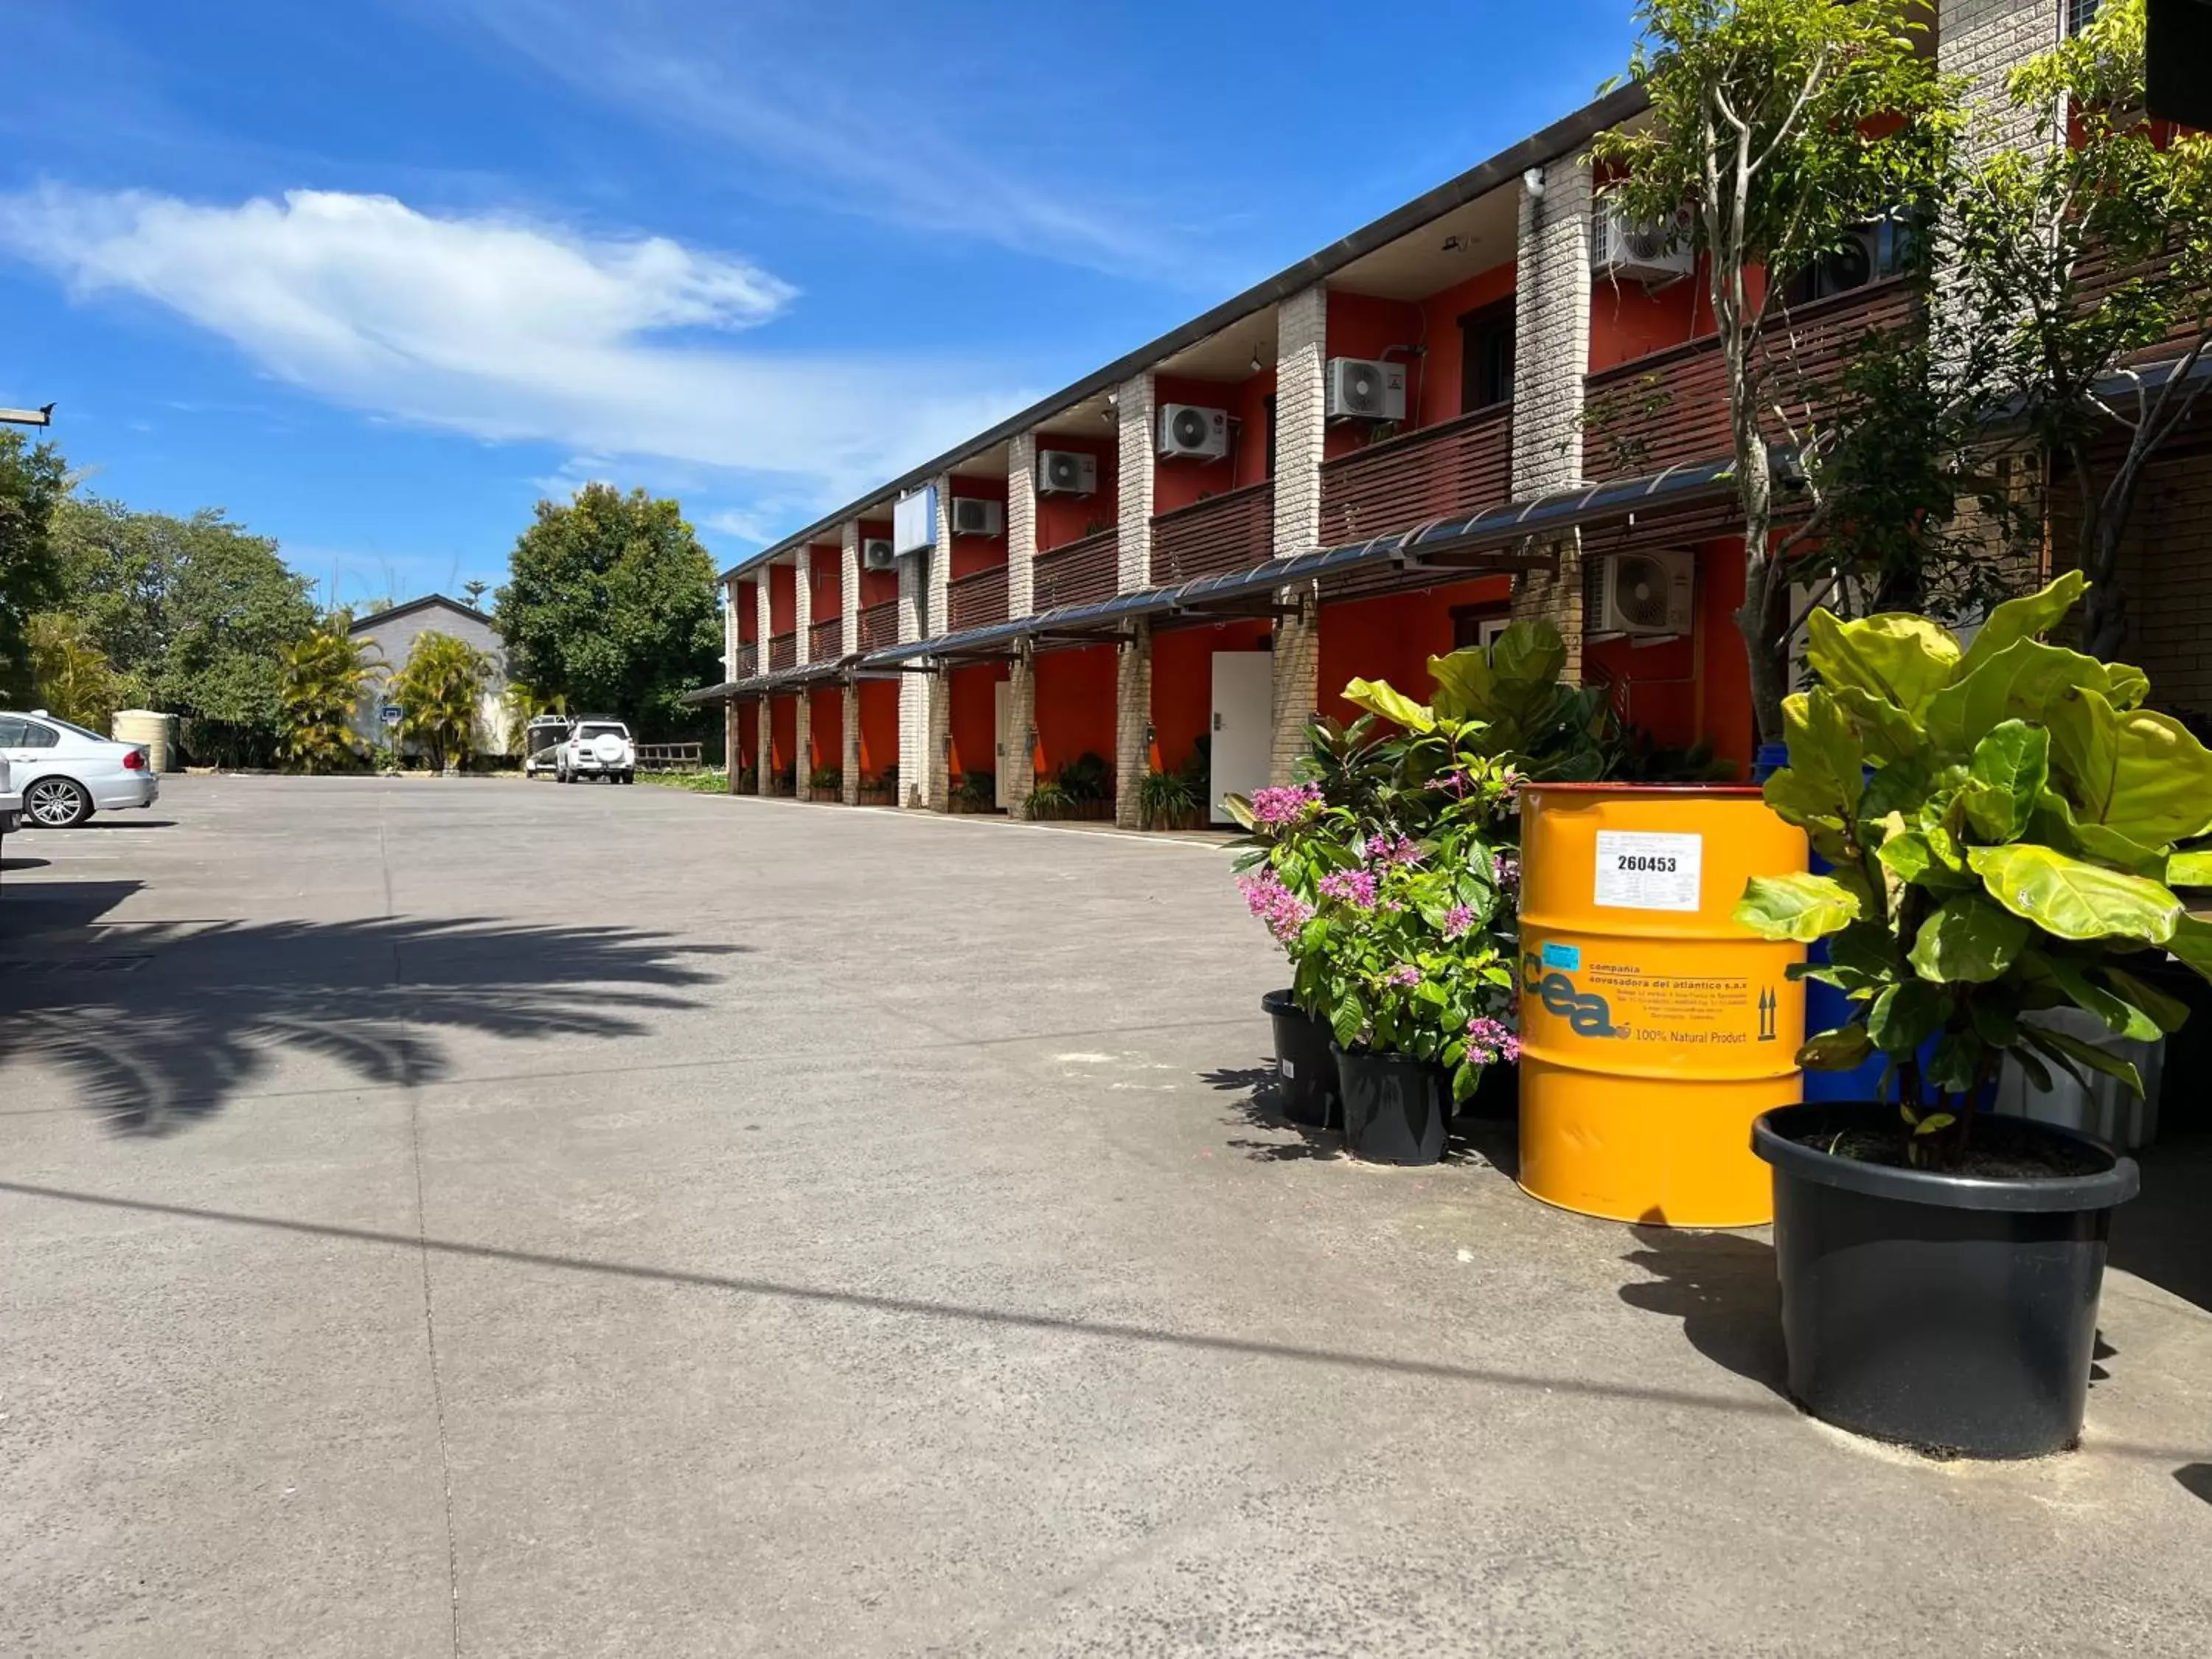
[1261, 990, 1337, 1128]
[1753, 1101, 2140, 1458]
[1332, 1046, 1450, 1165]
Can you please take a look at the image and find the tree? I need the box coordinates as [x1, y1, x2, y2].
[496, 484, 720, 736]
[26, 612, 122, 730]
[1946, 0, 2212, 660]
[1592, 0, 1958, 745]
[276, 621, 380, 773]
[462, 579, 490, 608]
[0, 430, 68, 703]
[391, 630, 490, 773]
[51, 496, 317, 765]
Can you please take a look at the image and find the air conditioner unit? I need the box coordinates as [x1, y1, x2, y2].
[1158, 403, 1230, 462]
[950, 496, 1004, 537]
[862, 538, 897, 571]
[1590, 201, 1695, 283]
[1585, 549, 1694, 639]
[1326, 357, 1408, 422]
[1037, 449, 1098, 496]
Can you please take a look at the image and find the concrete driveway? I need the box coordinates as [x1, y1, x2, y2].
[3, 776, 2209, 1658]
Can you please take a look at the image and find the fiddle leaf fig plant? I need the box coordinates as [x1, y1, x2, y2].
[1733, 571, 2212, 1164]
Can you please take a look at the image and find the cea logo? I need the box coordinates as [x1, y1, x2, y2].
[1523, 944, 1620, 1038]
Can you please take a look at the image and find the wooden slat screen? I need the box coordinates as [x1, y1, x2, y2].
[1318, 406, 1514, 546]
[1152, 481, 1275, 584]
[855, 601, 900, 653]
[1032, 528, 1120, 610]
[947, 564, 1009, 633]
[767, 631, 797, 671]
[807, 618, 843, 661]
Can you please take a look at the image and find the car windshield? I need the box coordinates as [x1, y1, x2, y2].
[577, 724, 628, 740]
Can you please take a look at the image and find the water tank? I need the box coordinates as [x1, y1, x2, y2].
[112, 709, 178, 773]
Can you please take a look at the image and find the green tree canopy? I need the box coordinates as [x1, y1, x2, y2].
[276, 620, 380, 774]
[391, 630, 491, 773]
[1, 430, 69, 703]
[495, 483, 719, 737]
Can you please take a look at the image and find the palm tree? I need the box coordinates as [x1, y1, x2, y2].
[276, 621, 378, 773]
[501, 680, 566, 754]
[27, 612, 122, 731]
[392, 630, 491, 774]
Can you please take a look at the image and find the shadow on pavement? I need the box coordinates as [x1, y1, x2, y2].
[1202, 1063, 1343, 1161]
[0, 884, 740, 1135]
[2176, 1464, 2212, 1506]
[2107, 1132, 2212, 1315]
[1618, 1225, 1791, 1401]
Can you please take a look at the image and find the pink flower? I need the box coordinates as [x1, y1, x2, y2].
[1364, 833, 1423, 868]
[1237, 871, 1315, 945]
[1443, 903, 1476, 939]
[1250, 784, 1325, 827]
[1317, 869, 1379, 909]
[1382, 962, 1422, 988]
[1464, 1015, 1523, 1065]
[1492, 853, 1520, 888]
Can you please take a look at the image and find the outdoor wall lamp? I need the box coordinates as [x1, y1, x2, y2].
[1522, 165, 1546, 199]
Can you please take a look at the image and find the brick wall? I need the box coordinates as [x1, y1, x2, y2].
[1510, 156, 1595, 681]
[1004, 648, 1037, 817]
[839, 524, 861, 657]
[1007, 431, 1037, 619]
[754, 582, 773, 796]
[1116, 373, 1155, 591]
[725, 700, 742, 795]
[1273, 284, 1327, 557]
[841, 683, 860, 805]
[1269, 600, 1321, 787]
[1115, 619, 1152, 828]
[1941, 0, 2062, 164]
[2061, 443, 2212, 715]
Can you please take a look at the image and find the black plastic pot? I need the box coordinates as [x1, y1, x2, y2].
[1752, 1101, 2140, 1458]
[1261, 990, 1337, 1127]
[1332, 1046, 1450, 1165]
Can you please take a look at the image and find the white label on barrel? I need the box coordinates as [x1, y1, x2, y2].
[1593, 830, 1703, 911]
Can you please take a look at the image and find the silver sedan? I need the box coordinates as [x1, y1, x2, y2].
[0, 711, 161, 828]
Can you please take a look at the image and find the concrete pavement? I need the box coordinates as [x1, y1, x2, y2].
[3, 776, 2209, 1657]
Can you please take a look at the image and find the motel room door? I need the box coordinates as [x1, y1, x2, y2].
[1208, 651, 1273, 824]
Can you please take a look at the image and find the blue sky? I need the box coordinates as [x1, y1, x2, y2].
[1, 1, 1635, 610]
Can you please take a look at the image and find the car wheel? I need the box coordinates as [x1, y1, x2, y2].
[24, 776, 92, 828]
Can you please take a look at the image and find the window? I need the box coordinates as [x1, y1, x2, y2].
[2067, 0, 2098, 35]
[1458, 301, 1515, 414]
[0, 717, 58, 748]
[1781, 217, 1915, 307]
[1452, 605, 1512, 650]
[1263, 393, 1278, 479]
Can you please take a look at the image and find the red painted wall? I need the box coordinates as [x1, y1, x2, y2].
[1316, 576, 1514, 721]
[1033, 644, 1117, 775]
[1152, 372, 1245, 512]
[1150, 619, 1272, 774]
[1413, 261, 1517, 426]
[1696, 539, 1753, 779]
[1232, 369, 1276, 489]
[737, 706, 758, 773]
[1036, 436, 1116, 552]
[858, 679, 898, 782]
[736, 581, 757, 642]
[769, 695, 796, 776]
[947, 661, 1009, 787]
[807, 544, 841, 620]
[1322, 292, 1422, 462]
[808, 688, 841, 772]
[768, 562, 796, 635]
[947, 474, 1009, 580]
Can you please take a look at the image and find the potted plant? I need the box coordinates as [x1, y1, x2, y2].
[1733, 572, 2212, 1456]
[953, 769, 996, 813]
[807, 763, 842, 802]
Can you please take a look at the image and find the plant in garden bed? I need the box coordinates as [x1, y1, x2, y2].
[1136, 765, 1200, 830]
[808, 763, 842, 800]
[953, 769, 996, 812]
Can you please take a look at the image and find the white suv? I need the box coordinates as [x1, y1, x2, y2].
[557, 719, 636, 785]
[0, 711, 160, 827]
[0, 752, 19, 841]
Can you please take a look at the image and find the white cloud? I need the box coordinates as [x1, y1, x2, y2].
[0, 184, 1034, 501]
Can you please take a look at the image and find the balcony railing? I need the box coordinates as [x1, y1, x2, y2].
[855, 599, 900, 653]
[947, 563, 1009, 633]
[1152, 480, 1275, 584]
[1318, 409, 1514, 546]
[768, 631, 797, 672]
[734, 641, 759, 680]
[1582, 279, 1915, 477]
[808, 616, 844, 661]
[1032, 527, 1119, 611]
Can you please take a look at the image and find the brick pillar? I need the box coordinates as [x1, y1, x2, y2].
[925, 480, 952, 810]
[1004, 644, 1036, 820]
[754, 580, 773, 796]
[723, 580, 739, 680]
[841, 684, 860, 807]
[1273, 283, 1327, 557]
[896, 481, 950, 811]
[790, 554, 811, 788]
[1941, 0, 2062, 164]
[1268, 282, 1329, 782]
[1116, 373, 1155, 591]
[1114, 618, 1152, 829]
[1007, 431, 1037, 619]
[725, 699, 742, 795]
[1510, 155, 1595, 681]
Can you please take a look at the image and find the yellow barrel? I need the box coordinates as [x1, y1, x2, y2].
[1517, 784, 1806, 1227]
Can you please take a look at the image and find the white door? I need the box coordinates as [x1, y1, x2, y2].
[1208, 652, 1273, 824]
[993, 679, 1012, 811]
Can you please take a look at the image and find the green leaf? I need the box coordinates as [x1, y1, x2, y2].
[2046, 687, 2212, 849]
[1733, 872, 1860, 942]
[1826, 686, 1922, 767]
[1909, 895, 2031, 984]
[1877, 828, 1972, 890]
[2037, 951, 2163, 1041]
[1927, 1030, 1983, 1094]
[1761, 767, 1852, 862]
[1961, 720, 2048, 844]
[1955, 571, 2085, 677]
[1829, 922, 1905, 991]
[1913, 1111, 1958, 1137]
[1798, 1024, 1874, 1070]
[1780, 689, 1864, 820]
[2096, 964, 2191, 1036]
[1329, 992, 1366, 1049]
[2031, 790, 2169, 876]
[2025, 1023, 2145, 1099]
[1868, 980, 1944, 1054]
[1220, 793, 1256, 830]
[1805, 610, 1961, 718]
[1968, 844, 2183, 945]
[2168, 914, 2212, 984]
[1451, 1060, 1479, 1105]
[2167, 849, 2212, 889]
[1923, 639, 2148, 759]
[1340, 677, 1435, 733]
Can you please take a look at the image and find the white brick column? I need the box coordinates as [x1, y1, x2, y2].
[840, 522, 862, 807]
[896, 481, 952, 810]
[1007, 431, 1037, 619]
[841, 684, 860, 807]
[1114, 617, 1152, 829]
[725, 699, 742, 795]
[924, 481, 953, 810]
[790, 554, 812, 788]
[754, 579, 773, 796]
[723, 580, 738, 680]
[1004, 644, 1036, 819]
[1273, 284, 1328, 556]
[1268, 282, 1330, 785]
[1116, 373, 1155, 591]
[1941, 0, 2063, 164]
[1511, 156, 1596, 680]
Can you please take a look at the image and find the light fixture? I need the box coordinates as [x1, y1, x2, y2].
[1249, 344, 1264, 373]
[1441, 234, 1464, 253]
[1522, 165, 1546, 198]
